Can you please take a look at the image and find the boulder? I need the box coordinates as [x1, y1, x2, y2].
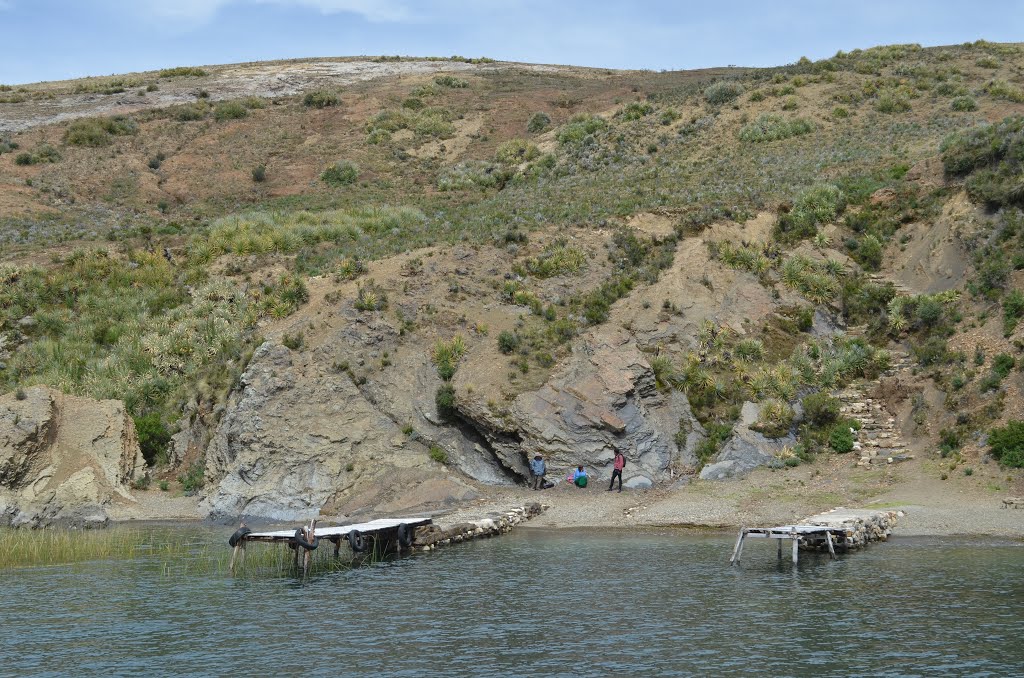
[0, 386, 145, 527]
[623, 475, 654, 490]
[200, 342, 467, 522]
[699, 401, 794, 480]
[506, 328, 700, 482]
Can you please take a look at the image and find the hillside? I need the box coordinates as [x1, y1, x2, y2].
[1, 43, 1023, 528]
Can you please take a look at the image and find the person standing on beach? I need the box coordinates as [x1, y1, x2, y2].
[529, 454, 546, 490]
[608, 449, 625, 492]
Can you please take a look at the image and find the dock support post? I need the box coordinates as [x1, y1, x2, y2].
[729, 529, 746, 565]
[826, 531, 837, 560]
[777, 538, 782, 560]
[791, 530, 799, 564]
[229, 541, 246, 574]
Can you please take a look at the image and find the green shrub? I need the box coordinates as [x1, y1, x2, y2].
[64, 115, 138, 146]
[833, 106, 850, 119]
[159, 480, 169, 491]
[354, 281, 387, 311]
[437, 161, 510, 191]
[497, 330, 520, 354]
[704, 81, 744, 105]
[983, 79, 1024, 103]
[282, 332, 304, 350]
[214, 101, 247, 121]
[366, 128, 391, 144]
[803, 391, 840, 427]
[14, 152, 32, 166]
[1003, 290, 1024, 335]
[775, 184, 846, 242]
[619, 101, 654, 120]
[434, 75, 468, 88]
[694, 422, 733, 466]
[321, 160, 359, 186]
[739, 114, 814, 143]
[170, 103, 207, 121]
[989, 420, 1024, 467]
[951, 96, 977, 111]
[177, 462, 205, 493]
[133, 413, 171, 466]
[912, 336, 950, 366]
[527, 111, 551, 133]
[523, 241, 586, 278]
[303, 90, 339, 108]
[556, 114, 607, 145]
[495, 138, 539, 164]
[753, 399, 795, 438]
[251, 164, 266, 182]
[874, 89, 911, 113]
[851, 234, 884, 270]
[159, 67, 208, 78]
[941, 117, 1023, 208]
[435, 384, 457, 418]
[829, 425, 855, 452]
[402, 97, 425, 110]
[428, 444, 448, 464]
[660, 108, 681, 125]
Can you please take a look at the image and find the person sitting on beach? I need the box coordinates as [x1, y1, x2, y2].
[573, 465, 588, 488]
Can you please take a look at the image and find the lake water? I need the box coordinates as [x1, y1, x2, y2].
[1, 528, 1022, 677]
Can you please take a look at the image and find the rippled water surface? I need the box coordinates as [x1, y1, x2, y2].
[2, 529, 1023, 677]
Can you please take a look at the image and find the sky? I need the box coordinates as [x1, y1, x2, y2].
[1, 1, 1023, 84]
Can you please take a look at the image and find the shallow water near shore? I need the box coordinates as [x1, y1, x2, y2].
[2, 527, 1023, 677]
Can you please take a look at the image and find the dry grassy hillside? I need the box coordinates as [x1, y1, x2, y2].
[2, 42, 1023, 516]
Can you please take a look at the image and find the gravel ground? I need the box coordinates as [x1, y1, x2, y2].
[112, 460, 1024, 538]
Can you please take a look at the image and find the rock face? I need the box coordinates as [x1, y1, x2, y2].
[200, 342, 472, 522]
[0, 386, 145, 527]
[496, 329, 700, 482]
[699, 401, 793, 480]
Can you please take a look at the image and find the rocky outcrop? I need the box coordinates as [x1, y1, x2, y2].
[200, 342, 473, 522]
[0, 386, 145, 527]
[700, 401, 793, 480]
[497, 329, 700, 482]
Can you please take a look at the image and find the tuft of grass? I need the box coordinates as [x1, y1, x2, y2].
[739, 114, 814, 143]
[159, 67, 208, 78]
[321, 160, 359, 186]
[527, 111, 551, 133]
[64, 116, 138, 146]
[303, 90, 339, 108]
[214, 101, 248, 121]
[951, 96, 977, 111]
[495, 139, 539, 165]
[434, 75, 468, 88]
[428, 444, 448, 463]
[704, 81, 744, 105]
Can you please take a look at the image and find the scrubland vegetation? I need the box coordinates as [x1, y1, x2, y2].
[3, 40, 1024, 478]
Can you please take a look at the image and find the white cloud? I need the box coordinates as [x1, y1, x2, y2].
[127, 0, 416, 24]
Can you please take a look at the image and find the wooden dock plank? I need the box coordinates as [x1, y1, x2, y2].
[243, 517, 431, 542]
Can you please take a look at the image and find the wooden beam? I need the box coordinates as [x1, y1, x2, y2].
[791, 531, 799, 564]
[826, 531, 837, 560]
[729, 529, 745, 565]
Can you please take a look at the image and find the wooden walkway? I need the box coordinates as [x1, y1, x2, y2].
[729, 507, 902, 565]
[229, 517, 432, 574]
[729, 525, 843, 565]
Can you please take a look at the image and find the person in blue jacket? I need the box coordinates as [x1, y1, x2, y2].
[573, 465, 588, 488]
[529, 454, 546, 490]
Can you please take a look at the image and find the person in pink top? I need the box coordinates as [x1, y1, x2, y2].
[608, 449, 625, 492]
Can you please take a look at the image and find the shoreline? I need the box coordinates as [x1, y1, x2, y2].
[109, 481, 1024, 539]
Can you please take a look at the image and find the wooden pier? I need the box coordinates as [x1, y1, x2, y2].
[729, 507, 902, 565]
[227, 503, 546, 575]
[229, 516, 432, 574]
